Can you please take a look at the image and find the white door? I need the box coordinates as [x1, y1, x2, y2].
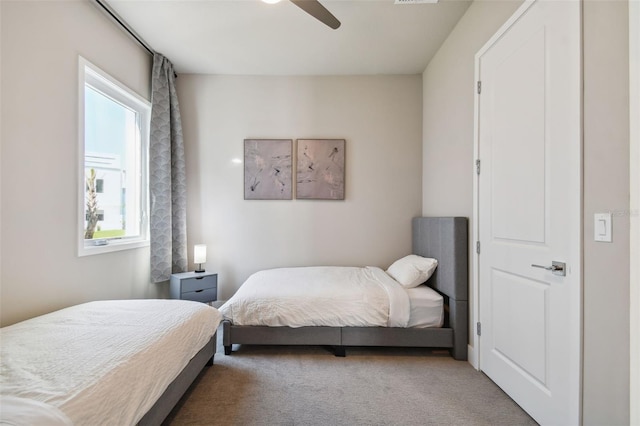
[475, 1, 581, 424]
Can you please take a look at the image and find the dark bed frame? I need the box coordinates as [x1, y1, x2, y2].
[222, 217, 468, 360]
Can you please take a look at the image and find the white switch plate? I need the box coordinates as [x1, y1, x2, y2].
[594, 213, 612, 242]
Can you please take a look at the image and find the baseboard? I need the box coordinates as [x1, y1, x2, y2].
[468, 344, 479, 369]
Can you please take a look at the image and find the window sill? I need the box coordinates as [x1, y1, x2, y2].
[78, 239, 149, 257]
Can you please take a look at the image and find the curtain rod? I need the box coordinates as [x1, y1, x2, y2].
[91, 0, 155, 56]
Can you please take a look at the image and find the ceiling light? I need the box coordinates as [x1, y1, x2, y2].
[262, 0, 282, 4]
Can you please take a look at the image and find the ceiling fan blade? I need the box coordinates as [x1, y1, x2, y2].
[290, 0, 341, 29]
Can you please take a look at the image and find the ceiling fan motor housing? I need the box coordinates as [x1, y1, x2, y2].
[394, 0, 439, 4]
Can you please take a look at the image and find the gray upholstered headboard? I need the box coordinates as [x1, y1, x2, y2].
[412, 217, 468, 302]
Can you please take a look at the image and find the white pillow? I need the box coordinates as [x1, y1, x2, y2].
[386, 255, 438, 289]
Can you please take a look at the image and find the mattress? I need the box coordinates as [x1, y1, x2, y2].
[406, 285, 444, 328]
[0, 299, 222, 425]
[220, 266, 443, 329]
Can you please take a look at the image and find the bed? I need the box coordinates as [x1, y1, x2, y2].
[0, 299, 222, 425]
[221, 217, 468, 360]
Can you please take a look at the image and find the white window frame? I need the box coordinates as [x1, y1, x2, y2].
[78, 57, 150, 256]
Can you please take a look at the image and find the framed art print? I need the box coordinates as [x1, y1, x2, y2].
[244, 139, 292, 200]
[296, 139, 345, 200]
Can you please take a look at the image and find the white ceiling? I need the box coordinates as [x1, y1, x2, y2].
[106, 0, 472, 75]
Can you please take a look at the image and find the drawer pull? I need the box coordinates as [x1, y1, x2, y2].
[196, 277, 204, 280]
[195, 289, 204, 293]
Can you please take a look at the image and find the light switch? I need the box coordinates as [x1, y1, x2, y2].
[594, 213, 612, 242]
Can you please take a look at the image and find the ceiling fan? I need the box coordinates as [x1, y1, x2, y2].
[263, 0, 341, 30]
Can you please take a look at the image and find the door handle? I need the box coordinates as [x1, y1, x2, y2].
[531, 261, 566, 276]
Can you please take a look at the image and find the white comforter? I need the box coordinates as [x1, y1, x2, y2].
[220, 266, 411, 328]
[0, 299, 222, 425]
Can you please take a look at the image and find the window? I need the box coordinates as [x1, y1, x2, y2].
[78, 57, 150, 256]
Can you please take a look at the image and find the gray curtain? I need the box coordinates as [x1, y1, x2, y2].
[150, 53, 187, 282]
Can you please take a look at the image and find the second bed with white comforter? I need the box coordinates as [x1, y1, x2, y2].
[221, 218, 469, 360]
[219, 265, 443, 329]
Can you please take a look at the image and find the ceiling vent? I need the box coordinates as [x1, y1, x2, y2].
[394, 0, 439, 4]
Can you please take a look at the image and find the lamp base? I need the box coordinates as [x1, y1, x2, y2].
[195, 263, 205, 273]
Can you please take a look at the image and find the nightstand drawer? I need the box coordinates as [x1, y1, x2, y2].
[170, 272, 218, 303]
[181, 287, 217, 303]
[181, 275, 217, 293]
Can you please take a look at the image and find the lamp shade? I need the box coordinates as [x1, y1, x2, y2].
[194, 244, 207, 264]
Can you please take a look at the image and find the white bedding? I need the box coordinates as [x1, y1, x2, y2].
[220, 266, 440, 328]
[0, 396, 73, 426]
[0, 299, 222, 425]
[405, 285, 444, 328]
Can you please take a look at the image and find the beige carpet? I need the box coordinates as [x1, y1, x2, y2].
[166, 337, 537, 426]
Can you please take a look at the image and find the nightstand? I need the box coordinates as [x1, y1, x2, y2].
[170, 271, 217, 303]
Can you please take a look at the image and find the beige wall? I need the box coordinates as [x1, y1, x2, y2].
[0, 0, 3, 323]
[583, 1, 630, 424]
[423, 0, 631, 424]
[630, 3, 640, 423]
[177, 74, 423, 301]
[422, 0, 523, 353]
[0, 1, 158, 326]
